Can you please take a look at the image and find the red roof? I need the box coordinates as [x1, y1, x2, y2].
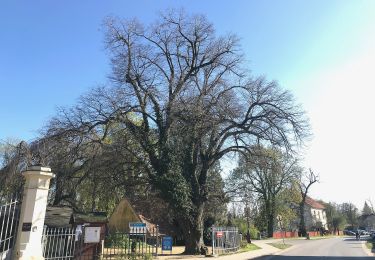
[305, 196, 325, 209]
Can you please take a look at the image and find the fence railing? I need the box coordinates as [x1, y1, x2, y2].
[42, 227, 76, 259]
[42, 225, 160, 259]
[102, 226, 160, 259]
[0, 197, 20, 260]
[211, 226, 240, 255]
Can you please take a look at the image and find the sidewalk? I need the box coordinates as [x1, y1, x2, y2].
[157, 239, 293, 260]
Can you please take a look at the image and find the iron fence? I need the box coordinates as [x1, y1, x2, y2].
[0, 197, 20, 260]
[42, 227, 77, 259]
[42, 225, 160, 259]
[101, 226, 160, 259]
[211, 226, 240, 255]
[0, 198, 20, 260]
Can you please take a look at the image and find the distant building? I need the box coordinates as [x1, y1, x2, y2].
[107, 198, 184, 244]
[44, 206, 108, 228]
[304, 196, 328, 231]
[108, 198, 165, 235]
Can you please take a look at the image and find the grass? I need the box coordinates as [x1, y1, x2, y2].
[308, 235, 334, 240]
[238, 243, 261, 253]
[268, 243, 292, 250]
[213, 243, 261, 256]
[366, 239, 375, 251]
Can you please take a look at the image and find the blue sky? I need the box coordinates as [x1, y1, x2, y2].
[0, 0, 365, 139]
[1, 1, 375, 207]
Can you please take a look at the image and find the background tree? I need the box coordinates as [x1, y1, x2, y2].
[362, 201, 373, 216]
[276, 184, 301, 232]
[324, 202, 347, 235]
[339, 202, 359, 229]
[230, 147, 299, 237]
[0, 139, 35, 200]
[297, 168, 319, 236]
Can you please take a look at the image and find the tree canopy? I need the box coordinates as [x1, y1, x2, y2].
[1, 10, 310, 254]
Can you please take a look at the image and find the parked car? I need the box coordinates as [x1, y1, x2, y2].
[343, 230, 356, 236]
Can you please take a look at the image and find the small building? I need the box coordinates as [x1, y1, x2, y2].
[304, 196, 328, 231]
[44, 206, 73, 228]
[44, 206, 108, 259]
[108, 198, 159, 235]
[44, 206, 107, 229]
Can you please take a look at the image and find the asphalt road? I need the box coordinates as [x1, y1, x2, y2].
[257, 236, 373, 260]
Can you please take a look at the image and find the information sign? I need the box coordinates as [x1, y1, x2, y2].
[162, 236, 173, 251]
[22, 222, 32, 232]
[84, 227, 101, 243]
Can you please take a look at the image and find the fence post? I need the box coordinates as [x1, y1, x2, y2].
[156, 224, 159, 257]
[14, 165, 54, 260]
[211, 225, 215, 256]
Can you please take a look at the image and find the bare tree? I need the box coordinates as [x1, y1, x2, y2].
[45, 11, 309, 253]
[297, 168, 319, 236]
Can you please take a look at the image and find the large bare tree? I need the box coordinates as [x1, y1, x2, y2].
[45, 11, 309, 253]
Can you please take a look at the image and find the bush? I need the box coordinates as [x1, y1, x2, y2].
[232, 218, 260, 240]
[249, 225, 259, 240]
[104, 233, 131, 248]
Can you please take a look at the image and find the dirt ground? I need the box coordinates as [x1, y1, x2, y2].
[158, 246, 213, 259]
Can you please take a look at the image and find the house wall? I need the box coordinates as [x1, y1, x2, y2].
[108, 199, 140, 232]
[304, 206, 328, 230]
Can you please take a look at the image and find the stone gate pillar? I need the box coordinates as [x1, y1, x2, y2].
[14, 165, 54, 260]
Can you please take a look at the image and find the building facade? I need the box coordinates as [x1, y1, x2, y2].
[304, 196, 328, 231]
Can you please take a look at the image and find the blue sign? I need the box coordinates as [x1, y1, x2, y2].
[129, 222, 146, 227]
[129, 222, 147, 233]
[162, 236, 173, 251]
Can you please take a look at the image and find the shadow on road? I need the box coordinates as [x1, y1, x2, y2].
[252, 256, 373, 260]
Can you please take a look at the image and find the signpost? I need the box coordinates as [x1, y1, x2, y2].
[162, 236, 173, 252]
[84, 227, 101, 243]
[129, 222, 147, 234]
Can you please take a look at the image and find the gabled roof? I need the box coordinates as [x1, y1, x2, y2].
[305, 196, 325, 209]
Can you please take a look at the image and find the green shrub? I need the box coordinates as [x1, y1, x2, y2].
[143, 254, 153, 260]
[104, 233, 131, 248]
[249, 225, 259, 240]
[232, 218, 259, 240]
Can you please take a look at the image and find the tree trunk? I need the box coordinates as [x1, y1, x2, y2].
[264, 199, 275, 238]
[299, 203, 307, 237]
[267, 215, 274, 238]
[183, 227, 204, 255]
[179, 203, 205, 254]
[267, 199, 276, 238]
[53, 176, 63, 205]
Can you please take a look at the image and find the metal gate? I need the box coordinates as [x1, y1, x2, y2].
[42, 227, 77, 259]
[0, 197, 20, 260]
[101, 227, 160, 259]
[42, 225, 160, 259]
[211, 226, 240, 255]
